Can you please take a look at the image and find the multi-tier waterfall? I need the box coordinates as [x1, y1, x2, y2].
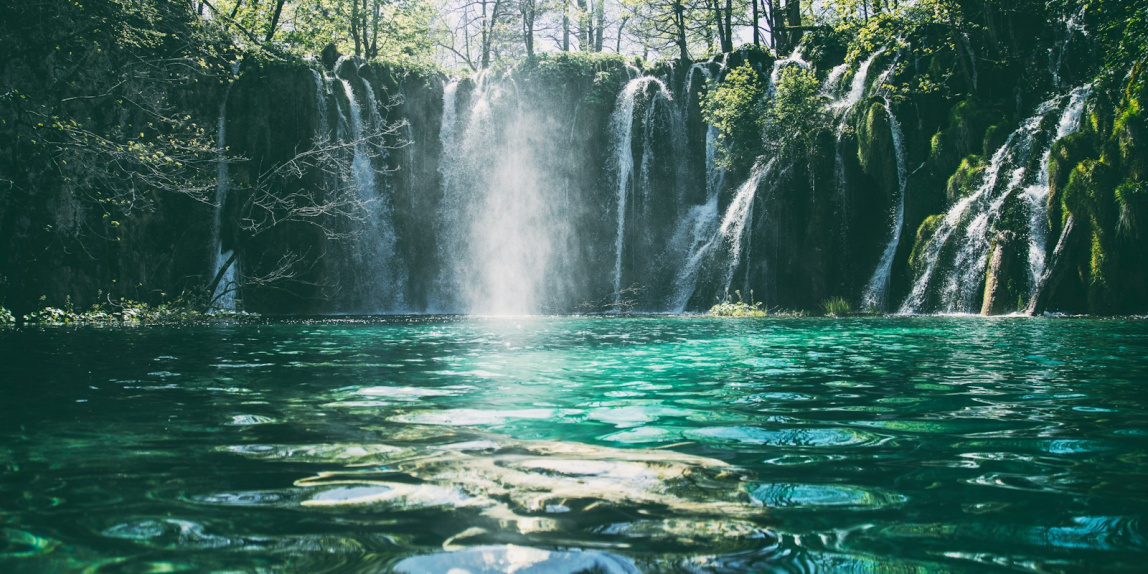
[899, 85, 1093, 314]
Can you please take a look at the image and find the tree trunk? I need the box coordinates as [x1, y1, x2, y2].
[616, 16, 628, 52]
[522, 0, 535, 58]
[724, 0, 733, 53]
[369, 0, 380, 59]
[562, 0, 570, 51]
[264, 0, 286, 43]
[752, 0, 759, 46]
[785, 0, 802, 51]
[594, 0, 604, 52]
[673, 0, 689, 62]
[351, 0, 361, 57]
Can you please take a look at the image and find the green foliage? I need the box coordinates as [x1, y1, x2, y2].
[946, 155, 986, 202]
[710, 301, 767, 317]
[1089, 0, 1148, 77]
[821, 296, 853, 317]
[701, 63, 767, 169]
[764, 66, 829, 156]
[281, 0, 438, 63]
[519, 52, 629, 106]
[910, 214, 945, 270]
[21, 295, 258, 326]
[0, 307, 14, 326]
[710, 290, 766, 317]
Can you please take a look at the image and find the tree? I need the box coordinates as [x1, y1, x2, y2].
[701, 63, 768, 168]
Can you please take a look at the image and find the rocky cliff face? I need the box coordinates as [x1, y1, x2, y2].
[2, 19, 1145, 316]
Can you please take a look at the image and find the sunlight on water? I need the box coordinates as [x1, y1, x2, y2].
[2, 316, 1147, 572]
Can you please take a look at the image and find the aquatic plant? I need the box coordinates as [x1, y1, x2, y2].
[821, 296, 853, 317]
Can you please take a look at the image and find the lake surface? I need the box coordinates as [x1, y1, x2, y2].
[1, 316, 1147, 572]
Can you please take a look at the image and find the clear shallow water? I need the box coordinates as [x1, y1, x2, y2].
[1, 316, 1147, 573]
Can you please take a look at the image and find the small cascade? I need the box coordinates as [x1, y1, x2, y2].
[898, 87, 1091, 314]
[831, 50, 883, 113]
[209, 60, 242, 311]
[667, 63, 725, 311]
[960, 32, 979, 90]
[829, 50, 885, 225]
[718, 160, 774, 297]
[823, 63, 848, 98]
[860, 99, 908, 310]
[334, 60, 406, 311]
[609, 76, 669, 304]
[310, 68, 329, 141]
[768, 49, 811, 97]
[1049, 7, 1088, 88]
[1023, 84, 1092, 294]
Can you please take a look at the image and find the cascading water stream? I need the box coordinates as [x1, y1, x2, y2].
[311, 68, 329, 140]
[860, 99, 908, 310]
[609, 76, 668, 305]
[718, 160, 775, 297]
[898, 87, 1090, 314]
[209, 60, 242, 311]
[829, 50, 885, 230]
[1024, 84, 1092, 294]
[334, 60, 406, 311]
[668, 65, 724, 311]
[1050, 7, 1088, 88]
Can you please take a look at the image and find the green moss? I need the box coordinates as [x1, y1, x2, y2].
[983, 125, 1007, 156]
[1063, 159, 1120, 294]
[909, 214, 946, 270]
[946, 155, 986, 203]
[856, 99, 895, 189]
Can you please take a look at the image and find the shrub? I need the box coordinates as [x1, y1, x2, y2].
[710, 290, 767, 317]
[0, 307, 14, 326]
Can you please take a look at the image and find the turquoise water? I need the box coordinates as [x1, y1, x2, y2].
[1, 316, 1147, 572]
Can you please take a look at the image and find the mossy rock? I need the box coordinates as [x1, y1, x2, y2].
[1062, 159, 1119, 300]
[856, 99, 897, 196]
[1116, 180, 1148, 243]
[929, 99, 1000, 168]
[1048, 131, 1099, 230]
[909, 213, 945, 271]
[946, 155, 986, 203]
[983, 124, 1008, 156]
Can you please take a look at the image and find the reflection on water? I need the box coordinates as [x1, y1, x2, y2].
[1, 316, 1147, 572]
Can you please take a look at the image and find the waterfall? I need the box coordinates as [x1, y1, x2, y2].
[768, 49, 811, 97]
[718, 160, 774, 297]
[434, 71, 578, 314]
[1024, 84, 1092, 295]
[209, 60, 242, 311]
[667, 63, 725, 312]
[333, 61, 406, 311]
[609, 76, 668, 304]
[829, 50, 885, 231]
[860, 99, 908, 310]
[1049, 7, 1088, 88]
[311, 68, 329, 141]
[832, 51, 883, 113]
[898, 87, 1090, 314]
